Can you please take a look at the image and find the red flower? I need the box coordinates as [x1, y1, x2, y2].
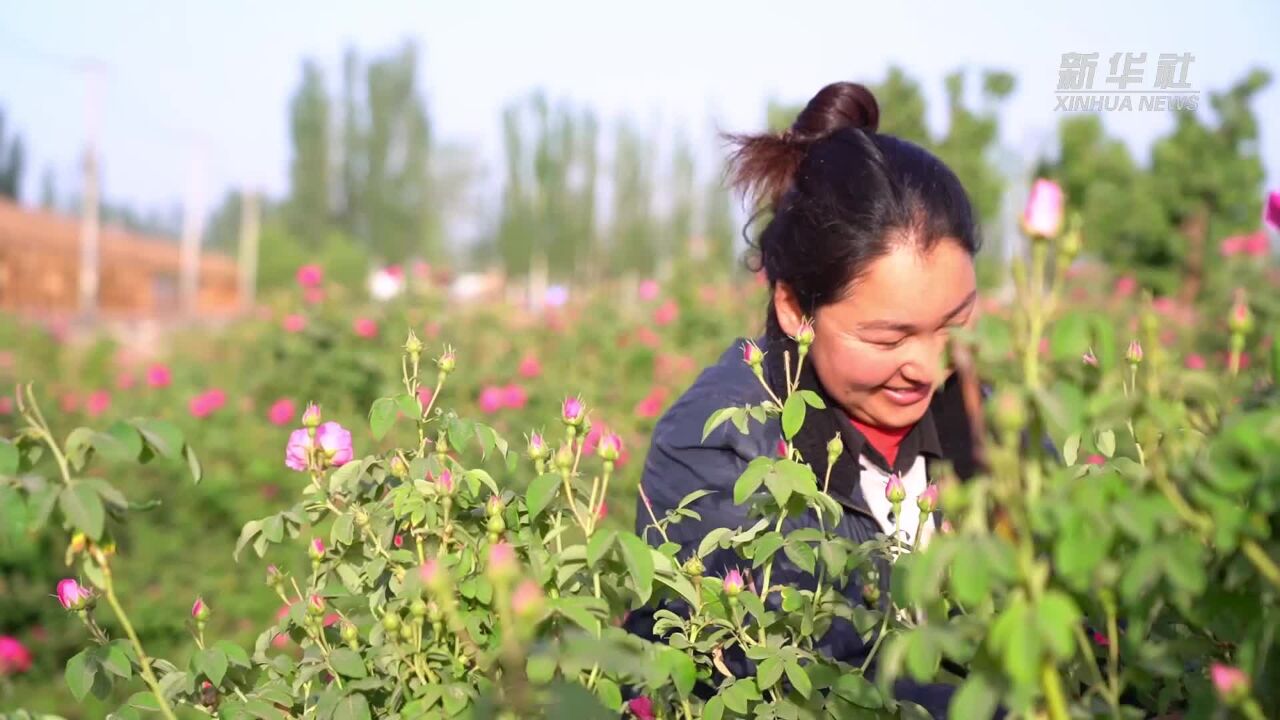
[626, 697, 655, 720]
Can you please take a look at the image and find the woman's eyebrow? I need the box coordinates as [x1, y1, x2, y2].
[856, 290, 978, 333]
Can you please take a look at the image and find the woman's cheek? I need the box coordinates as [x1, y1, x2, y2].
[826, 344, 900, 390]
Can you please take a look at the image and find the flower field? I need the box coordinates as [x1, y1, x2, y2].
[1, 225, 1279, 718]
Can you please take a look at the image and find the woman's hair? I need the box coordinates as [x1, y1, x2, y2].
[725, 81, 981, 340]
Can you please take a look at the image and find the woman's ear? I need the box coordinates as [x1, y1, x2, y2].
[773, 282, 804, 337]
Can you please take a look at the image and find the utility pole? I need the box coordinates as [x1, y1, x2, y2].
[237, 190, 260, 311]
[179, 141, 207, 316]
[77, 62, 105, 317]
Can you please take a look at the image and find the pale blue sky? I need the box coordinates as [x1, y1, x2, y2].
[1, 0, 1277, 235]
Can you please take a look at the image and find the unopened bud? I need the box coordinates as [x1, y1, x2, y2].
[794, 319, 815, 349]
[596, 432, 622, 462]
[382, 613, 401, 633]
[486, 542, 518, 583]
[309, 538, 326, 561]
[340, 622, 358, 643]
[561, 396, 586, 427]
[436, 347, 456, 374]
[191, 597, 210, 622]
[526, 433, 548, 461]
[554, 444, 575, 472]
[885, 473, 906, 505]
[722, 569, 744, 597]
[411, 599, 428, 618]
[1125, 340, 1144, 366]
[682, 556, 704, 578]
[991, 389, 1027, 435]
[917, 484, 939, 515]
[512, 579, 546, 622]
[301, 403, 322, 429]
[403, 331, 424, 357]
[826, 434, 843, 464]
[389, 455, 409, 479]
[742, 340, 764, 368]
[487, 495, 506, 518]
[1228, 293, 1254, 335]
[307, 594, 325, 616]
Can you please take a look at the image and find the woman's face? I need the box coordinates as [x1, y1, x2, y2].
[776, 239, 977, 429]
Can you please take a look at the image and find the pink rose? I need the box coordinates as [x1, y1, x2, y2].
[296, 264, 323, 288]
[1022, 178, 1064, 238]
[1265, 190, 1280, 231]
[500, 384, 528, 410]
[285, 428, 313, 472]
[478, 386, 504, 414]
[653, 300, 679, 327]
[1113, 275, 1137, 298]
[282, 314, 307, 333]
[316, 421, 354, 467]
[517, 354, 542, 379]
[86, 391, 111, 418]
[637, 279, 660, 302]
[267, 398, 296, 427]
[1185, 353, 1206, 370]
[146, 363, 172, 388]
[0, 635, 32, 675]
[352, 317, 378, 339]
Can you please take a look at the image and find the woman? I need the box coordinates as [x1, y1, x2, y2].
[626, 81, 985, 717]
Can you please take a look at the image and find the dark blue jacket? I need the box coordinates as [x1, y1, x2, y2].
[626, 337, 984, 718]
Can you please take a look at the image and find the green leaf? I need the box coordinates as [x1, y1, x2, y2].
[733, 457, 772, 505]
[905, 631, 940, 682]
[369, 397, 397, 441]
[833, 673, 882, 709]
[396, 393, 421, 420]
[702, 407, 738, 442]
[126, 419, 181, 461]
[697, 527, 733, 559]
[782, 393, 807, 440]
[703, 696, 725, 720]
[0, 438, 19, 476]
[617, 534, 656, 604]
[234, 520, 262, 562]
[527, 654, 557, 684]
[1097, 429, 1116, 458]
[1049, 311, 1091, 364]
[784, 659, 812, 698]
[594, 676, 622, 711]
[66, 648, 96, 701]
[66, 427, 96, 470]
[586, 529, 616, 568]
[185, 444, 203, 484]
[949, 541, 991, 607]
[196, 648, 228, 686]
[331, 513, 354, 546]
[99, 643, 132, 679]
[216, 640, 251, 668]
[798, 390, 826, 409]
[328, 648, 368, 678]
[661, 649, 697, 697]
[949, 673, 1000, 720]
[93, 422, 143, 462]
[783, 542, 817, 575]
[750, 532, 785, 568]
[331, 692, 372, 720]
[526, 473, 561, 520]
[60, 484, 105, 540]
[1036, 591, 1081, 660]
[763, 467, 793, 507]
[1062, 433, 1080, 466]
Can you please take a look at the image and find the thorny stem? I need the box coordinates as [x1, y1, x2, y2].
[858, 509, 904, 675]
[1073, 624, 1121, 719]
[638, 484, 671, 545]
[100, 562, 179, 720]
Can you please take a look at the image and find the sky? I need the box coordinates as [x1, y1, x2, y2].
[1, 0, 1278, 237]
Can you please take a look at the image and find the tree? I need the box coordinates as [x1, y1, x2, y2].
[286, 60, 332, 247]
[0, 109, 26, 201]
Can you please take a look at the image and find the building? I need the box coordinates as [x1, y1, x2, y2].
[0, 198, 240, 319]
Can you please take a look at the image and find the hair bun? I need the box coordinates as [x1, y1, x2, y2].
[726, 82, 880, 210]
[789, 82, 880, 141]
